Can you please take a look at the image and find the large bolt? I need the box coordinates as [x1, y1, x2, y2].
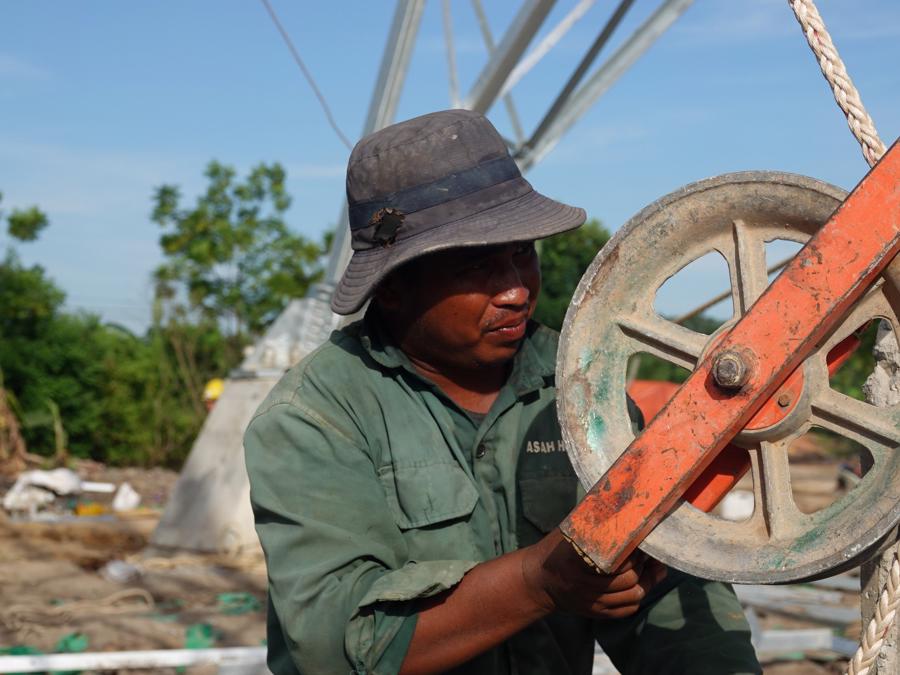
[712, 350, 751, 390]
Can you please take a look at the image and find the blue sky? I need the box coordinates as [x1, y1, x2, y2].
[1, 0, 897, 332]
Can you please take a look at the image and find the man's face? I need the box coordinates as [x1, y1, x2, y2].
[382, 242, 541, 371]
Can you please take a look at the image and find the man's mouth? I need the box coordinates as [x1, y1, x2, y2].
[485, 315, 528, 340]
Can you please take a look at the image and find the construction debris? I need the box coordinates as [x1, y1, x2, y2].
[111, 482, 141, 512]
[2, 467, 142, 520]
[3, 468, 83, 513]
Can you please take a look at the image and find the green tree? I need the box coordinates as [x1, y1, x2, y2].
[152, 161, 324, 348]
[0, 194, 230, 467]
[828, 320, 878, 401]
[0, 249, 65, 338]
[0, 195, 60, 337]
[534, 218, 611, 331]
[0, 191, 50, 243]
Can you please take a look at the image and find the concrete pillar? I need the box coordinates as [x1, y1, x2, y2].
[861, 321, 900, 673]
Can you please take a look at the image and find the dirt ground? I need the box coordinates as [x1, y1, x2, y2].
[0, 461, 267, 672]
[0, 457, 868, 674]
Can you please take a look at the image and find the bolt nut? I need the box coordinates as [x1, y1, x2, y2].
[712, 350, 751, 390]
[777, 392, 793, 408]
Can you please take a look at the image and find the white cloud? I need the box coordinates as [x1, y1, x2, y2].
[818, 3, 900, 41]
[538, 121, 652, 166]
[0, 53, 50, 81]
[673, 0, 900, 46]
[0, 138, 206, 218]
[672, 0, 794, 45]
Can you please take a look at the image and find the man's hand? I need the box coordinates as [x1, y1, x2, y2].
[522, 528, 667, 619]
[400, 527, 668, 674]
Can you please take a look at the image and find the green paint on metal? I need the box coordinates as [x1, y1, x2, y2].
[587, 412, 606, 451]
[789, 525, 826, 555]
[578, 347, 596, 372]
[569, 381, 588, 416]
[593, 377, 609, 404]
[763, 525, 829, 572]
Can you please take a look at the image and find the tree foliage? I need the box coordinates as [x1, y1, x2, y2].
[0, 250, 65, 337]
[2, 166, 328, 467]
[152, 161, 324, 342]
[1, 192, 50, 243]
[534, 218, 611, 331]
[7, 206, 49, 242]
[0, 194, 231, 467]
[0, 251, 228, 466]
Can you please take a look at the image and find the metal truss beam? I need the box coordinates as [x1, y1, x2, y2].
[517, 0, 693, 172]
[518, 0, 635, 165]
[464, 0, 557, 114]
[326, 0, 426, 287]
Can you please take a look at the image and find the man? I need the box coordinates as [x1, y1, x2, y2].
[245, 109, 761, 675]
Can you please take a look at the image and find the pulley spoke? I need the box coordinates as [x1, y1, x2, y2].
[749, 441, 800, 540]
[811, 389, 900, 457]
[813, 281, 890, 357]
[728, 219, 769, 316]
[617, 314, 706, 371]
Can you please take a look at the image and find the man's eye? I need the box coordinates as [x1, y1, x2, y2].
[514, 243, 534, 256]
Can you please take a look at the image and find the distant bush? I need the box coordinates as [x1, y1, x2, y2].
[0, 251, 230, 466]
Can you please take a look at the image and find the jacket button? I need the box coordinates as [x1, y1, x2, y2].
[475, 443, 487, 459]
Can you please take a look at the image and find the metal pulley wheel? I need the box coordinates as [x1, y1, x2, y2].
[557, 172, 900, 583]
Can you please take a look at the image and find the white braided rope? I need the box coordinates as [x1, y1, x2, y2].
[847, 552, 900, 675]
[788, 0, 887, 167]
[788, 2, 892, 672]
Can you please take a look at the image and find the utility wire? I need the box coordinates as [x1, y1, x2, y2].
[259, 0, 354, 150]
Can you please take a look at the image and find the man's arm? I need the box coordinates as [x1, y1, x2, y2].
[246, 399, 474, 675]
[400, 529, 666, 675]
[247, 394, 667, 675]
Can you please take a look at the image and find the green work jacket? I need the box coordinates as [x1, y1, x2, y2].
[244, 315, 761, 675]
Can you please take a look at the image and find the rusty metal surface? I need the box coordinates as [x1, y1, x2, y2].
[557, 154, 900, 583]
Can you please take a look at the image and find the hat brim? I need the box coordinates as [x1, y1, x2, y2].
[331, 189, 586, 315]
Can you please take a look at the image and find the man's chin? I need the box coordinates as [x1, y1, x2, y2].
[472, 343, 523, 369]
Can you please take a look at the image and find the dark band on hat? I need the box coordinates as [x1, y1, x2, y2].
[349, 175, 534, 251]
[349, 155, 520, 232]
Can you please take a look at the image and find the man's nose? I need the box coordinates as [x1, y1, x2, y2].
[493, 261, 530, 307]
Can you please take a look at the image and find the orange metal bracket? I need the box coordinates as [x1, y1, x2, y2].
[627, 330, 867, 514]
[563, 140, 900, 572]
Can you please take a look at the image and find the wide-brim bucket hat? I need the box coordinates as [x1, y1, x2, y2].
[332, 109, 586, 315]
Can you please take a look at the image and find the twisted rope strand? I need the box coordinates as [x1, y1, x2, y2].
[0, 588, 155, 641]
[848, 552, 900, 675]
[788, 2, 891, 671]
[788, 0, 886, 167]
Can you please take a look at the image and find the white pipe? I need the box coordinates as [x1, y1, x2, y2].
[0, 647, 267, 673]
[81, 481, 116, 493]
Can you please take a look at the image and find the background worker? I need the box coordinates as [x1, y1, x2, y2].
[244, 109, 761, 675]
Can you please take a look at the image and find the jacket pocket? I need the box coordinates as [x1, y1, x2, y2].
[519, 475, 578, 535]
[378, 461, 479, 530]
